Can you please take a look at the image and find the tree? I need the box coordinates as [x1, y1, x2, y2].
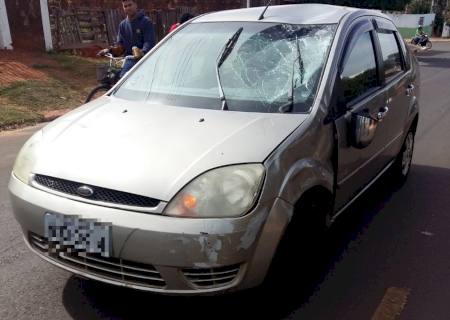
[432, 0, 449, 35]
[406, 0, 449, 36]
[407, 0, 432, 14]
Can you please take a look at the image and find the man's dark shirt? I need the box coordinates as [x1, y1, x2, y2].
[117, 10, 155, 55]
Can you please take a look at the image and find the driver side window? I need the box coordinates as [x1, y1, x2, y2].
[341, 32, 380, 106]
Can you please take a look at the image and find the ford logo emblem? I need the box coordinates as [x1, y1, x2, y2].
[76, 186, 94, 197]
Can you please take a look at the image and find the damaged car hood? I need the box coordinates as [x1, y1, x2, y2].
[33, 97, 308, 201]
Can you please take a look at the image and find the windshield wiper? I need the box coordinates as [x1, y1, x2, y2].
[216, 27, 244, 111]
[279, 36, 305, 113]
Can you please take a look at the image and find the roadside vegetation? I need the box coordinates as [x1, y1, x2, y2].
[0, 53, 99, 131]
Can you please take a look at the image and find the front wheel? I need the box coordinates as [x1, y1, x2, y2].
[425, 40, 432, 50]
[85, 84, 111, 103]
[264, 191, 331, 289]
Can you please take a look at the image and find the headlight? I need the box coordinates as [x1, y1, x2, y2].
[12, 130, 42, 184]
[165, 164, 265, 218]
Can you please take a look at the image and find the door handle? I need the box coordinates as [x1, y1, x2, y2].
[377, 106, 389, 121]
[406, 84, 415, 96]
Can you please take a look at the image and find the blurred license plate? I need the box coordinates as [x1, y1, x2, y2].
[44, 213, 112, 257]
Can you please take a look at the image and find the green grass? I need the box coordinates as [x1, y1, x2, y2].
[0, 105, 43, 129]
[47, 53, 99, 78]
[0, 53, 101, 130]
[0, 80, 83, 112]
[0, 79, 86, 130]
[398, 26, 432, 39]
[32, 63, 53, 69]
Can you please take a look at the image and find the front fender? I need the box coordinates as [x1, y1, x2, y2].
[242, 159, 334, 289]
[277, 158, 334, 207]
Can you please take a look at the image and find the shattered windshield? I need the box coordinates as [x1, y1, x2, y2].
[114, 22, 336, 113]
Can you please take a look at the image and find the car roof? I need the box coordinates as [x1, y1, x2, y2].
[193, 4, 376, 25]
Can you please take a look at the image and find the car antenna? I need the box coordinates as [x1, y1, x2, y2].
[258, 0, 273, 21]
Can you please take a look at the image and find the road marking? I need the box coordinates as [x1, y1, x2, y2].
[371, 287, 411, 320]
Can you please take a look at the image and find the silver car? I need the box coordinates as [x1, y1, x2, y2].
[9, 4, 419, 295]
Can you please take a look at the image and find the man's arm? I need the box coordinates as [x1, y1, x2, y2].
[142, 18, 156, 55]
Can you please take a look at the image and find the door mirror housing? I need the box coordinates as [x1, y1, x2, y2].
[351, 111, 378, 149]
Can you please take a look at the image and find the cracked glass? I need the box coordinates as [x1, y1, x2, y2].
[114, 22, 336, 113]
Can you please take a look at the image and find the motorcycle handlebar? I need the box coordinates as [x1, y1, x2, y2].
[103, 53, 135, 61]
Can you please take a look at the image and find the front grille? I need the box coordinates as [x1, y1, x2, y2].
[34, 174, 160, 208]
[29, 233, 166, 289]
[183, 264, 241, 288]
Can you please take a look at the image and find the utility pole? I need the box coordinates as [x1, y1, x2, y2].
[247, 0, 251, 7]
[431, 0, 435, 13]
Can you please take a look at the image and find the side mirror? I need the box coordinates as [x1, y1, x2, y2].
[351, 112, 378, 149]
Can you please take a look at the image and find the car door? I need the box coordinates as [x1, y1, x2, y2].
[333, 18, 392, 212]
[373, 18, 415, 160]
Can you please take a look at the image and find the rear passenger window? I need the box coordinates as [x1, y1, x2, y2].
[341, 32, 379, 105]
[397, 34, 410, 70]
[377, 31, 403, 81]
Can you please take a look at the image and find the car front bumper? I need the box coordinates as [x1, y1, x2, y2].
[9, 174, 292, 295]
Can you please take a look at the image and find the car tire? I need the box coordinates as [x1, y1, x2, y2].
[392, 130, 415, 184]
[264, 191, 331, 289]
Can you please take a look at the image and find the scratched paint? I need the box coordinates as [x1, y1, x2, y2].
[199, 234, 223, 264]
[238, 211, 267, 250]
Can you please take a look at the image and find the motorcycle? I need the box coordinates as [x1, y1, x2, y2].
[410, 34, 432, 51]
[85, 53, 134, 103]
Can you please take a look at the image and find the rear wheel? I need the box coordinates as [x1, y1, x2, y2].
[85, 84, 111, 103]
[392, 130, 415, 184]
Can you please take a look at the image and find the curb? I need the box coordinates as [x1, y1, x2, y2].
[429, 38, 450, 42]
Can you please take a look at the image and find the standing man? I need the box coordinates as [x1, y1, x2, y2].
[103, 0, 156, 77]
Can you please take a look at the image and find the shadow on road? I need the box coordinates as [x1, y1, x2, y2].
[60, 164, 450, 320]
[417, 56, 450, 68]
[414, 49, 448, 57]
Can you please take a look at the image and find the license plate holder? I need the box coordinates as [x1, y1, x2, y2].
[44, 213, 112, 257]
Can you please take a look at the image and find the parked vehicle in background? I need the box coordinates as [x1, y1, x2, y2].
[9, 4, 419, 295]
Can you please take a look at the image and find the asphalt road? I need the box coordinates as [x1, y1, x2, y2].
[0, 43, 449, 320]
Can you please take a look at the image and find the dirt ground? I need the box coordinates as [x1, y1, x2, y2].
[0, 61, 49, 86]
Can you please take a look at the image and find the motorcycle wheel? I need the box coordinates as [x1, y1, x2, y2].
[85, 84, 111, 103]
[425, 40, 433, 50]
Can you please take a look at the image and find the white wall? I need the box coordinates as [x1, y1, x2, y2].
[384, 13, 435, 28]
[0, 0, 12, 49]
